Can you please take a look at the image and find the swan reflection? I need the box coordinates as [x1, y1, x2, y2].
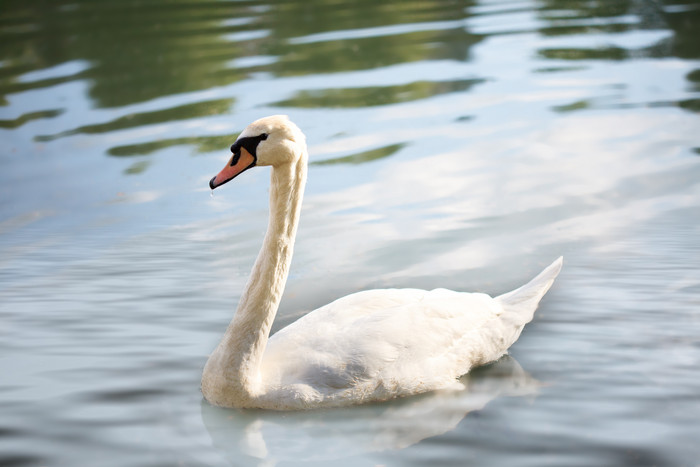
[201, 355, 538, 464]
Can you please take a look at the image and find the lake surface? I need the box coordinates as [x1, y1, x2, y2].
[1, 0, 699, 465]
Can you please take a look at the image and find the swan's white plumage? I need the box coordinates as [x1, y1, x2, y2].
[202, 115, 562, 410]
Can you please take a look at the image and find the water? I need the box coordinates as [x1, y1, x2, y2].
[1, 0, 699, 465]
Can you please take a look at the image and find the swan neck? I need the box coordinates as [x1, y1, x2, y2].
[203, 155, 307, 406]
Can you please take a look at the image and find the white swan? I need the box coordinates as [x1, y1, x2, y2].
[202, 115, 562, 410]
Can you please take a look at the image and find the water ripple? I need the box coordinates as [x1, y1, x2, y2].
[1, 0, 700, 466]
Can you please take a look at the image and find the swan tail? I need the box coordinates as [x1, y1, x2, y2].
[494, 257, 563, 346]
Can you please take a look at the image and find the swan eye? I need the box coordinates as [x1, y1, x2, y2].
[260, 133, 268, 140]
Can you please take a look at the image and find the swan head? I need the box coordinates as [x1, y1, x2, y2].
[209, 115, 306, 190]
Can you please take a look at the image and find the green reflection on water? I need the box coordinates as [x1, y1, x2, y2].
[35, 98, 235, 142]
[263, 0, 479, 75]
[552, 100, 591, 113]
[0, 108, 63, 129]
[539, 0, 631, 19]
[267, 28, 480, 77]
[124, 160, 151, 175]
[688, 69, 700, 90]
[679, 98, 700, 113]
[273, 79, 483, 108]
[539, 47, 628, 61]
[0, 0, 698, 172]
[108, 134, 235, 157]
[0, 0, 482, 110]
[534, 0, 700, 60]
[312, 143, 406, 166]
[0, 0, 250, 108]
[1, 0, 699, 114]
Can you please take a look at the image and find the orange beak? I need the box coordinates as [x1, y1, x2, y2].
[209, 147, 256, 190]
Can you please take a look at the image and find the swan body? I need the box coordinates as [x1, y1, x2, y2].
[202, 115, 562, 410]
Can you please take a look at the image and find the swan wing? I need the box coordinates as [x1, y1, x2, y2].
[261, 289, 506, 398]
[259, 258, 562, 407]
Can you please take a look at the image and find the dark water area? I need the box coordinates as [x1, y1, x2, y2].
[1, 1, 699, 466]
